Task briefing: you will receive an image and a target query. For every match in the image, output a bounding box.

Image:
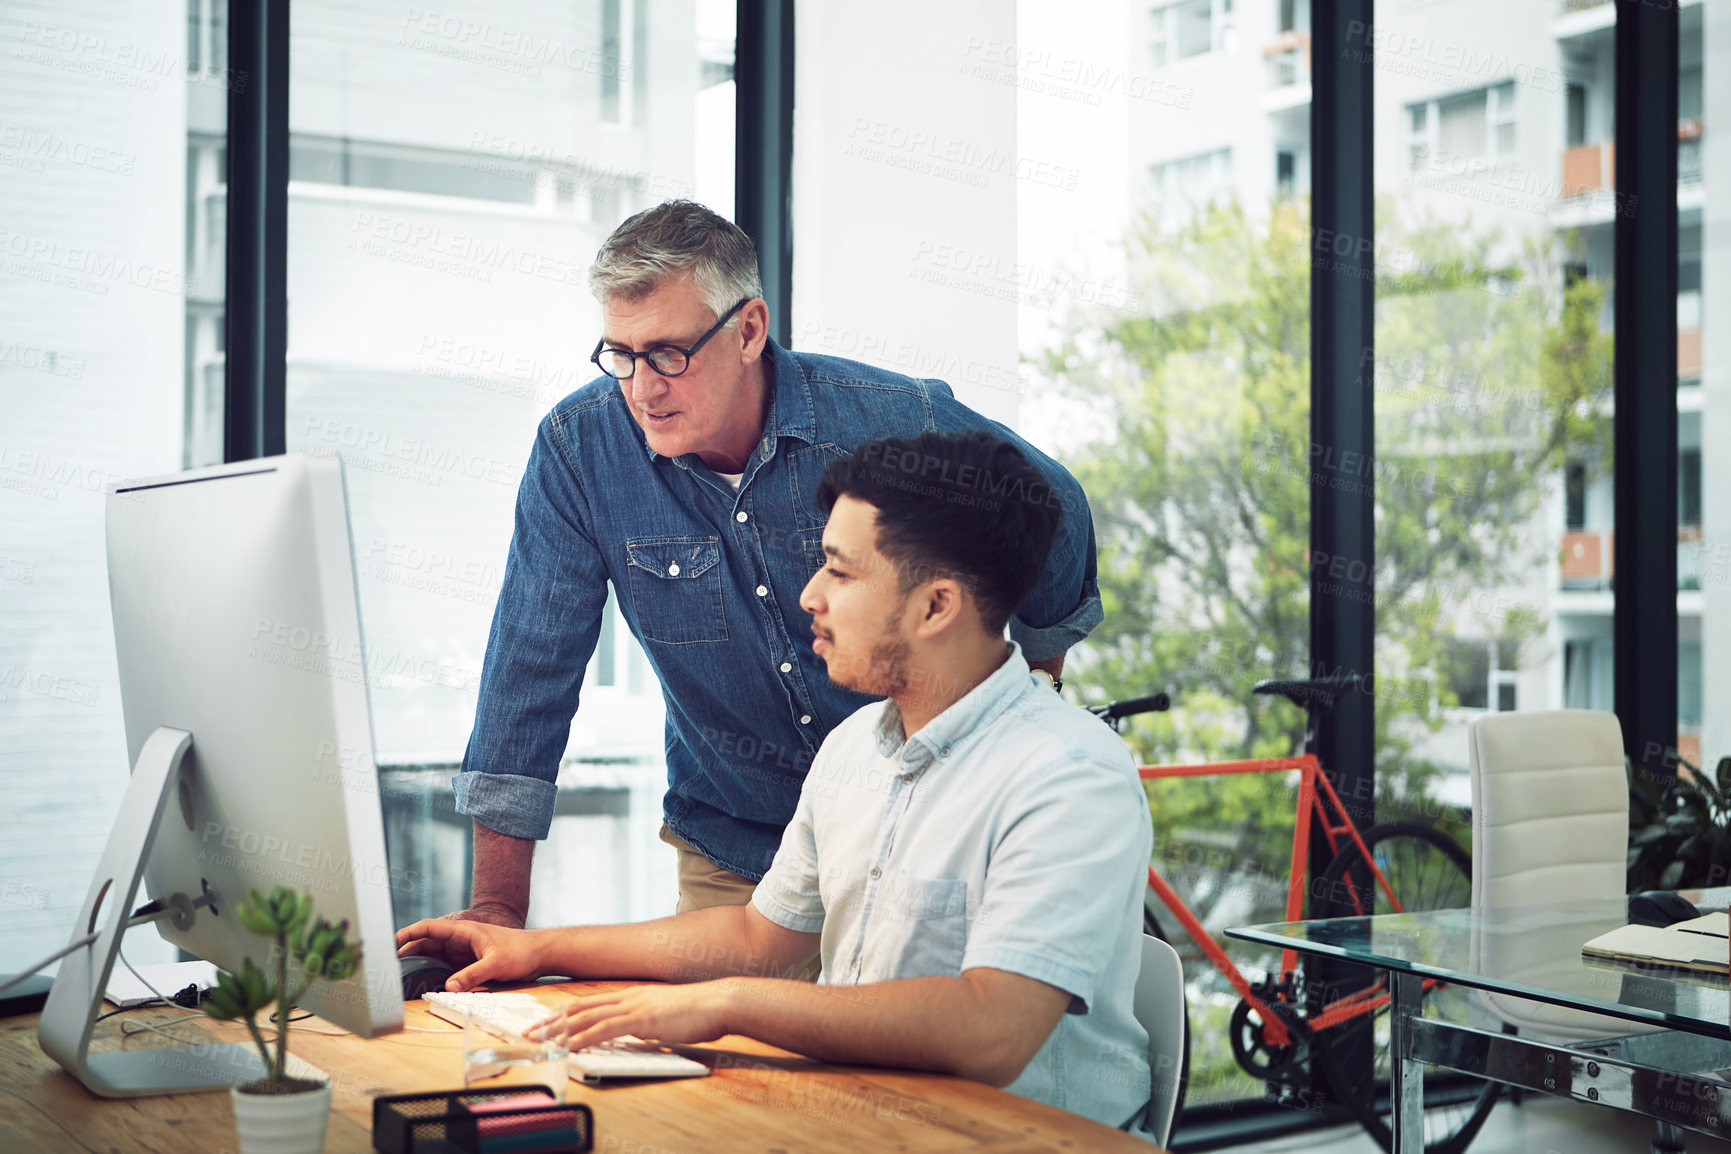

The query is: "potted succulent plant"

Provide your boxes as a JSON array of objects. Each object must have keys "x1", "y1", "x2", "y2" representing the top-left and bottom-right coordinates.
[{"x1": 203, "y1": 885, "x2": 363, "y2": 1154}]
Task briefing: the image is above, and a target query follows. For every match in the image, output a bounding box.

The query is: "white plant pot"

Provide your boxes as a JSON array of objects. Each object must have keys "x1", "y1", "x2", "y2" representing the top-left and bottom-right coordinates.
[{"x1": 229, "y1": 1081, "x2": 332, "y2": 1154}]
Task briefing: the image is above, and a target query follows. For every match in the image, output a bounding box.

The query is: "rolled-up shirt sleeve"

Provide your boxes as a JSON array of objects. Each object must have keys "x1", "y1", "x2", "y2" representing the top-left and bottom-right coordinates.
[
  {"x1": 1009, "y1": 515, "x2": 1101, "y2": 662},
  {"x1": 455, "y1": 414, "x2": 609, "y2": 841},
  {"x1": 751, "y1": 782, "x2": 826, "y2": 934},
  {"x1": 962, "y1": 751, "x2": 1151, "y2": 1013}
]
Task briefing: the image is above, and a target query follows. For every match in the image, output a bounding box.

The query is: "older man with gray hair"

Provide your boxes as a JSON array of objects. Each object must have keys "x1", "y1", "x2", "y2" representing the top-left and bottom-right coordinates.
[{"x1": 449, "y1": 200, "x2": 1102, "y2": 937}]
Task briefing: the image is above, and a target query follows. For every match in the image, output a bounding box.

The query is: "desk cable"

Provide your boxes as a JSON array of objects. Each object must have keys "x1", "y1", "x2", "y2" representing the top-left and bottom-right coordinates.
[
  {"x1": 0, "y1": 892, "x2": 217, "y2": 998},
  {"x1": 107, "y1": 947, "x2": 342, "y2": 1045},
  {"x1": 0, "y1": 933, "x2": 99, "y2": 996}
]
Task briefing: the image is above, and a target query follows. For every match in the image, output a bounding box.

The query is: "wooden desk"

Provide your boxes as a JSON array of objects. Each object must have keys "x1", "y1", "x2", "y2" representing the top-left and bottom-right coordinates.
[{"x1": 0, "y1": 982, "x2": 1160, "y2": 1153}]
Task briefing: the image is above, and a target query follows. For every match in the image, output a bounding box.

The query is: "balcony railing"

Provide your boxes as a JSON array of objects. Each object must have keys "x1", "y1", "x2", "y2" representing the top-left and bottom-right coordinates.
[
  {"x1": 1562, "y1": 527, "x2": 1706, "y2": 592},
  {"x1": 1562, "y1": 141, "x2": 1614, "y2": 197},
  {"x1": 1680, "y1": 525, "x2": 1705, "y2": 592},
  {"x1": 1680, "y1": 120, "x2": 1704, "y2": 184},
  {"x1": 1680, "y1": 328, "x2": 1702, "y2": 379},
  {"x1": 1562, "y1": 122, "x2": 1703, "y2": 200},
  {"x1": 1560, "y1": 529, "x2": 1612, "y2": 590},
  {"x1": 1263, "y1": 31, "x2": 1310, "y2": 90}
]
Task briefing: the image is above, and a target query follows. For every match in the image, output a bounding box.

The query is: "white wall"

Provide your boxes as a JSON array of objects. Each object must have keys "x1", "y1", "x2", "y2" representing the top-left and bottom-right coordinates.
[{"x1": 0, "y1": 1, "x2": 190, "y2": 969}]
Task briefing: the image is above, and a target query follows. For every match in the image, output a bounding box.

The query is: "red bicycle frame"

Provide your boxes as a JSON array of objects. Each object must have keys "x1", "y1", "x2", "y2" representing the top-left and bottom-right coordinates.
[{"x1": 1140, "y1": 753, "x2": 1404, "y2": 1047}]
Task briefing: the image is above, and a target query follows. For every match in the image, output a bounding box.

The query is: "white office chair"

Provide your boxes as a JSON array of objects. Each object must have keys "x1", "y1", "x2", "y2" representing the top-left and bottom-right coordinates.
[
  {"x1": 1468, "y1": 708, "x2": 1657, "y2": 1042},
  {"x1": 1129, "y1": 933, "x2": 1186, "y2": 1147}
]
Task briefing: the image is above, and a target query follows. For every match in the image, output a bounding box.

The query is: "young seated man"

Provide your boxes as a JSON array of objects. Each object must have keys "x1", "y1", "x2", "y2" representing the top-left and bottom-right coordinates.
[{"x1": 396, "y1": 429, "x2": 1155, "y2": 1129}]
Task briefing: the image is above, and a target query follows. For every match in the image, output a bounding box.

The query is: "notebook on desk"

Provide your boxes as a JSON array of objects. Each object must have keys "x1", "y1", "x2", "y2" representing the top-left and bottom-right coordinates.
[{"x1": 1582, "y1": 911, "x2": 1730, "y2": 974}]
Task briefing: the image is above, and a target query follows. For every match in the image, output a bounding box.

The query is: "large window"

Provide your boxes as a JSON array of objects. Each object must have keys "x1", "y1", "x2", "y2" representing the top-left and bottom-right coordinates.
[
  {"x1": 1023, "y1": 0, "x2": 1311, "y2": 1119},
  {"x1": 1370, "y1": 4, "x2": 1612, "y2": 824},
  {"x1": 1688, "y1": 2, "x2": 1720, "y2": 777},
  {"x1": 1, "y1": 0, "x2": 227, "y2": 972},
  {"x1": 284, "y1": 1, "x2": 735, "y2": 928}
]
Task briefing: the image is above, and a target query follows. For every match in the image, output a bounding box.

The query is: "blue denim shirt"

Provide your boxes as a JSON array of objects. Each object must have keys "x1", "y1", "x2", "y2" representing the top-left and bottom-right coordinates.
[{"x1": 455, "y1": 340, "x2": 1102, "y2": 880}]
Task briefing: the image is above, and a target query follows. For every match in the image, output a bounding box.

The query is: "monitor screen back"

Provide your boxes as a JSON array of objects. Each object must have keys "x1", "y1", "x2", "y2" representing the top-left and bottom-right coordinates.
[{"x1": 106, "y1": 455, "x2": 402, "y2": 1036}]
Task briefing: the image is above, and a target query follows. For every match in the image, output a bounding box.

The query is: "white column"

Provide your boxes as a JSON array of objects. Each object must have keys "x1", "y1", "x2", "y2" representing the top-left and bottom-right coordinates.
[{"x1": 790, "y1": 0, "x2": 1020, "y2": 426}]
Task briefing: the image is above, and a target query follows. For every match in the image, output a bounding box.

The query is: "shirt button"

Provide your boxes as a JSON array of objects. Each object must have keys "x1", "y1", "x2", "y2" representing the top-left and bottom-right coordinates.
[
  {"x1": 735, "y1": 511, "x2": 749, "y2": 523},
  {"x1": 799, "y1": 714, "x2": 812, "y2": 725},
  {"x1": 755, "y1": 584, "x2": 768, "y2": 597},
  {"x1": 667, "y1": 563, "x2": 680, "y2": 576},
  {"x1": 869, "y1": 867, "x2": 881, "y2": 880},
  {"x1": 940, "y1": 746, "x2": 951, "y2": 758},
  {"x1": 780, "y1": 662, "x2": 792, "y2": 673}
]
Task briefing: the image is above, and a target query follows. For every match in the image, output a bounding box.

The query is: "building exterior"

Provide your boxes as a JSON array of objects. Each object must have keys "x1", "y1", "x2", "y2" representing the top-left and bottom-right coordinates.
[{"x1": 1126, "y1": 0, "x2": 1719, "y2": 787}]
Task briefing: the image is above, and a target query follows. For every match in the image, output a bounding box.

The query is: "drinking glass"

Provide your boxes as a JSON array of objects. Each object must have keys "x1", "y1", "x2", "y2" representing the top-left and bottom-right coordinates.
[{"x1": 461, "y1": 1004, "x2": 572, "y2": 1104}]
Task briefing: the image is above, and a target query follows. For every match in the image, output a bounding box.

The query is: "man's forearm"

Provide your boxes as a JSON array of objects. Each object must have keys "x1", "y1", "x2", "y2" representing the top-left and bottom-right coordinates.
[
  {"x1": 470, "y1": 820, "x2": 535, "y2": 925},
  {"x1": 717, "y1": 974, "x2": 1039, "y2": 1087},
  {"x1": 1028, "y1": 653, "x2": 1065, "y2": 680},
  {"x1": 531, "y1": 904, "x2": 786, "y2": 982}
]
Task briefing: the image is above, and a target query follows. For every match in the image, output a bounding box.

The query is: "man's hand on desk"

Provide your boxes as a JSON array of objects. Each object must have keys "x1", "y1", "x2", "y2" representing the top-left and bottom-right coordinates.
[
  {"x1": 397, "y1": 918, "x2": 545, "y2": 990},
  {"x1": 439, "y1": 902, "x2": 527, "y2": 930}
]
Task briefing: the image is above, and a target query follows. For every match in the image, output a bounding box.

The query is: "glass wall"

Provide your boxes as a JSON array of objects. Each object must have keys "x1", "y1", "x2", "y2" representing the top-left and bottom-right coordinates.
[
  {"x1": 1018, "y1": 0, "x2": 1314, "y2": 1117},
  {"x1": 0, "y1": 0, "x2": 228, "y2": 973},
  {"x1": 285, "y1": 0, "x2": 736, "y2": 928},
  {"x1": 1363, "y1": 2, "x2": 1613, "y2": 819},
  {"x1": 1685, "y1": 3, "x2": 1725, "y2": 784},
  {"x1": 1360, "y1": 4, "x2": 1617, "y2": 1137}
]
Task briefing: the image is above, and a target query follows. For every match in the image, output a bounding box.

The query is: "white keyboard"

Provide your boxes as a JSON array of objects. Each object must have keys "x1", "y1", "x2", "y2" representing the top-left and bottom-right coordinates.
[
  {"x1": 566, "y1": 1037, "x2": 710, "y2": 1084},
  {"x1": 422, "y1": 990, "x2": 709, "y2": 1083},
  {"x1": 424, "y1": 990, "x2": 557, "y2": 1037}
]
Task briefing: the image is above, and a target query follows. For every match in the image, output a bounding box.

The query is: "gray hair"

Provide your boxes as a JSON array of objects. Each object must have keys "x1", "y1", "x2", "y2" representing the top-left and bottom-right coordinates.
[{"x1": 588, "y1": 200, "x2": 763, "y2": 326}]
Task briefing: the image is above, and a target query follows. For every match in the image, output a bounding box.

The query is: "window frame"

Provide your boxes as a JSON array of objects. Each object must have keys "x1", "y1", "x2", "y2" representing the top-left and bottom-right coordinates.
[
  {"x1": 1148, "y1": 0, "x2": 1234, "y2": 69},
  {"x1": 1405, "y1": 79, "x2": 1518, "y2": 175}
]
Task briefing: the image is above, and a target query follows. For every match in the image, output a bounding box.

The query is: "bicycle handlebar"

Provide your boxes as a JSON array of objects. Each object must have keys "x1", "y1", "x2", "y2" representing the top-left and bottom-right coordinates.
[{"x1": 1088, "y1": 692, "x2": 1171, "y2": 721}]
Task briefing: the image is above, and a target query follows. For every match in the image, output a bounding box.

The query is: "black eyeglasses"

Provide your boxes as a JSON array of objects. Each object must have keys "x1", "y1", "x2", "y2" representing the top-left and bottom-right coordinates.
[{"x1": 590, "y1": 298, "x2": 750, "y2": 380}]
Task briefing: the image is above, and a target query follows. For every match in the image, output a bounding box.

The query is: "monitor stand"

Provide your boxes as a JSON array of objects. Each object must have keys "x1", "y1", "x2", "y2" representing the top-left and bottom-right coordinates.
[{"x1": 37, "y1": 726, "x2": 269, "y2": 1097}]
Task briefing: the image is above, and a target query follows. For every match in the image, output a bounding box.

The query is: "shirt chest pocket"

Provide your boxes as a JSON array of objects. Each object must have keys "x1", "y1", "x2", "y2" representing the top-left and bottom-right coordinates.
[
  {"x1": 624, "y1": 536, "x2": 728, "y2": 646},
  {"x1": 788, "y1": 443, "x2": 850, "y2": 530},
  {"x1": 867, "y1": 875, "x2": 970, "y2": 980}
]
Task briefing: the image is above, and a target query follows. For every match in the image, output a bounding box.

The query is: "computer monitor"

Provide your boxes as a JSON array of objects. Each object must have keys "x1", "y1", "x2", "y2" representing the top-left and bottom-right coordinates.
[{"x1": 38, "y1": 454, "x2": 404, "y2": 1098}]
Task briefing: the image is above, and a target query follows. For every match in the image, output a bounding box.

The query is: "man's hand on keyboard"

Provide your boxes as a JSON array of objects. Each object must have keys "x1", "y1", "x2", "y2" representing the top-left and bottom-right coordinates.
[
  {"x1": 551, "y1": 983, "x2": 734, "y2": 1052},
  {"x1": 396, "y1": 917, "x2": 542, "y2": 991}
]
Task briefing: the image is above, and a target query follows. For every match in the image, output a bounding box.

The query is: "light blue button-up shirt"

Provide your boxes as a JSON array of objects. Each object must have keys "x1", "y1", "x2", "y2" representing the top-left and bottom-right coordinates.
[{"x1": 752, "y1": 642, "x2": 1154, "y2": 1129}]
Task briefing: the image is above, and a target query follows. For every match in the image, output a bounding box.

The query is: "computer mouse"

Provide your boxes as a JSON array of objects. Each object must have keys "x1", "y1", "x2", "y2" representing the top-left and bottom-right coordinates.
[
  {"x1": 1627, "y1": 890, "x2": 1701, "y2": 928},
  {"x1": 400, "y1": 955, "x2": 458, "y2": 1000}
]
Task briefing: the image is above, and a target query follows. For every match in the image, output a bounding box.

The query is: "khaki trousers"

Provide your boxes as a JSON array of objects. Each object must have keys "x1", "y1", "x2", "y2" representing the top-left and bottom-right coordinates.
[{"x1": 658, "y1": 824, "x2": 820, "y2": 981}]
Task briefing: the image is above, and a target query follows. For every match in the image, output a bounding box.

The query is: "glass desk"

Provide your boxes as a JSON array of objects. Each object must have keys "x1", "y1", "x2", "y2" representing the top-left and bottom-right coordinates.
[{"x1": 1229, "y1": 896, "x2": 1731, "y2": 1154}]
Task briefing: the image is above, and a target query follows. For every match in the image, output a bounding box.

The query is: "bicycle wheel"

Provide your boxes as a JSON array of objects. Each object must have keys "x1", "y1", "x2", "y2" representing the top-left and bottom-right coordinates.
[
  {"x1": 1143, "y1": 900, "x2": 1190, "y2": 1131},
  {"x1": 1311, "y1": 821, "x2": 1498, "y2": 1154}
]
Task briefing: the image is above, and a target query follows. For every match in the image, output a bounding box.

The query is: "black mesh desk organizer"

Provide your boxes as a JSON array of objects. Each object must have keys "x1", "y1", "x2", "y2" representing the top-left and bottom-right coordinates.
[{"x1": 373, "y1": 1086, "x2": 593, "y2": 1154}]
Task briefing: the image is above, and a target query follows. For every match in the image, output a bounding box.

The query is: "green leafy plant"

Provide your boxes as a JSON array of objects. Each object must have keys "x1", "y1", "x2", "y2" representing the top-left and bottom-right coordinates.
[
  {"x1": 1627, "y1": 756, "x2": 1731, "y2": 891},
  {"x1": 202, "y1": 885, "x2": 363, "y2": 1091}
]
